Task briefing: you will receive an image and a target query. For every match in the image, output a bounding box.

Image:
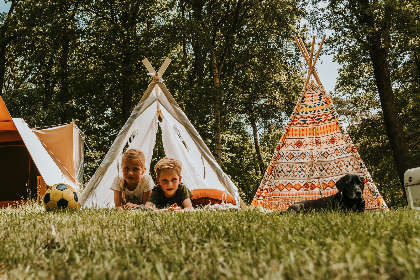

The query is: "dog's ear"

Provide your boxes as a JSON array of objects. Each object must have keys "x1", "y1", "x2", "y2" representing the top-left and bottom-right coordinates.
[{"x1": 335, "y1": 176, "x2": 345, "y2": 192}]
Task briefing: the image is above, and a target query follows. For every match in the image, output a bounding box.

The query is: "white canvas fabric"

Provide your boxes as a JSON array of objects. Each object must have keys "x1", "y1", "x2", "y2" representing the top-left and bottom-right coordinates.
[
  {"x1": 80, "y1": 74, "x2": 243, "y2": 209},
  {"x1": 73, "y1": 125, "x2": 85, "y2": 186}
]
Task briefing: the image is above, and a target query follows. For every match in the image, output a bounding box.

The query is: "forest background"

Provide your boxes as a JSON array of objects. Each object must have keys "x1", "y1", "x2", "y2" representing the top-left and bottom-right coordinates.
[{"x1": 0, "y1": 0, "x2": 419, "y2": 208}]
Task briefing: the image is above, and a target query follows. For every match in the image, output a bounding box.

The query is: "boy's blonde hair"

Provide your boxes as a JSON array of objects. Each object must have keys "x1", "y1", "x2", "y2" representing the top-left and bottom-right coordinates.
[
  {"x1": 154, "y1": 157, "x2": 182, "y2": 178},
  {"x1": 122, "y1": 149, "x2": 146, "y2": 168}
]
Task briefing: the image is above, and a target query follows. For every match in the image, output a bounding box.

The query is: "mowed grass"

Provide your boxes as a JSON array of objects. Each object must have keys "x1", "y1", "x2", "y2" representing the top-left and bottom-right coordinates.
[{"x1": 1, "y1": 204, "x2": 419, "y2": 280}]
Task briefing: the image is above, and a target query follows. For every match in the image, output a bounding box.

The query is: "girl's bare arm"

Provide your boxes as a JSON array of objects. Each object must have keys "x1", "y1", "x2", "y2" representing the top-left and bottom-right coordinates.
[{"x1": 113, "y1": 190, "x2": 124, "y2": 210}]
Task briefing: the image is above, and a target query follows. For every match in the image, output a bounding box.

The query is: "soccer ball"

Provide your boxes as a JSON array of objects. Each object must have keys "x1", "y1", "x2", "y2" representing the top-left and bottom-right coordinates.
[{"x1": 43, "y1": 183, "x2": 80, "y2": 211}]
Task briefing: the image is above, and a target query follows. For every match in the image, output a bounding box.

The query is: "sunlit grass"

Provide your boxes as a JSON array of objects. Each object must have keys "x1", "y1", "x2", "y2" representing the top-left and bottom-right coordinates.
[{"x1": 1, "y1": 203, "x2": 419, "y2": 279}]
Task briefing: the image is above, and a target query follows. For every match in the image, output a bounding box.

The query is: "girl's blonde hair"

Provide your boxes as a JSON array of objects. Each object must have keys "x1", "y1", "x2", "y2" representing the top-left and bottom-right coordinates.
[
  {"x1": 154, "y1": 157, "x2": 182, "y2": 178},
  {"x1": 122, "y1": 149, "x2": 146, "y2": 168}
]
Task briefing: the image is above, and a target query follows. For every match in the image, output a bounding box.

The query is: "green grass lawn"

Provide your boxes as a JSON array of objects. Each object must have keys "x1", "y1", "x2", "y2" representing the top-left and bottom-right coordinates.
[{"x1": 1, "y1": 204, "x2": 419, "y2": 280}]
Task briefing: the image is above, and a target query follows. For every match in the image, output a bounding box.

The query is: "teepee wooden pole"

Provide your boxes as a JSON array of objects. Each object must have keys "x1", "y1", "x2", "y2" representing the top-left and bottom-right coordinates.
[
  {"x1": 294, "y1": 35, "x2": 310, "y2": 66},
  {"x1": 155, "y1": 84, "x2": 163, "y2": 119},
  {"x1": 301, "y1": 42, "x2": 322, "y2": 85},
  {"x1": 310, "y1": 36, "x2": 315, "y2": 63},
  {"x1": 307, "y1": 37, "x2": 314, "y2": 81},
  {"x1": 311, "y1": 34, "x2": 326, "y2": 70},
  {"x1": 299, "y1": 37, "x2": 321, "y2": 84},
  {"x1": 303, "y1": 67, "x2": 314, "y2": 91},
  {"x1": 301, "y1": 45, "x2": 321, "y2": 84},
  {"x1": 302, "y1": 34, "x2": 326, "y2": 91},
  {"x1": 293, "y1": 35, "x2": 321, "y2": 85}
]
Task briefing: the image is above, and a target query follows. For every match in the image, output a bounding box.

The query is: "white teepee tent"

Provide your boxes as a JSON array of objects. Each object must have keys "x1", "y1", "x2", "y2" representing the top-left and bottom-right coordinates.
[{"x1": 80, "y1": 58, "x2": 244, "y2": 209}]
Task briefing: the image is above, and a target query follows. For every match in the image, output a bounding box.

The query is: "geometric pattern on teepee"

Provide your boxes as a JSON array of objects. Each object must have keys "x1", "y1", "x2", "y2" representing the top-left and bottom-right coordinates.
[{"x1": 251, "y1": 81, "x2": 388, "y2": 211}]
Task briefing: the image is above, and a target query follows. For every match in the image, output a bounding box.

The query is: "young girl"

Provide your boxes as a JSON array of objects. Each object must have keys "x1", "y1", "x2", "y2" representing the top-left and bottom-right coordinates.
[{"x1": 111, "y1": 149, "x2": 154, "y2": 210}]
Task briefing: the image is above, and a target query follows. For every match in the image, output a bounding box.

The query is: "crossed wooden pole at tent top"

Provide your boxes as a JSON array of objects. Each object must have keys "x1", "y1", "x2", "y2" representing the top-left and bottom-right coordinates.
[
  {"x1": 293, "y1": 34, "x2": 326, "y2": 195},
  {"x1": 141, "y1": 57, "x2": 172, "y2": 119},
  {"x1": 293, "y1": 34, "x2": 326, "y2": 90}
]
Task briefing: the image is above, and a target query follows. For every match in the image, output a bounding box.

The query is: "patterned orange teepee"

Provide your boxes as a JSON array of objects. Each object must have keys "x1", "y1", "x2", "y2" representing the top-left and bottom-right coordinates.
[{"x1": 251, "y1": 36, "x2": 388, "y2": 211}]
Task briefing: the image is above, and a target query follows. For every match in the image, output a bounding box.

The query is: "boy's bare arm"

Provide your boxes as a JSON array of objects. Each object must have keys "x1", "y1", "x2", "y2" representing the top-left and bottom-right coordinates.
[
  {"x1": 113, "y1": 190, "x2": 124, "y2": 210},
  {"x1": 143, "y1": 190, "x2": 152, "y2": 205},
  {"x1": 182, "y1": 198, "x2": 193, "y2": 210}
]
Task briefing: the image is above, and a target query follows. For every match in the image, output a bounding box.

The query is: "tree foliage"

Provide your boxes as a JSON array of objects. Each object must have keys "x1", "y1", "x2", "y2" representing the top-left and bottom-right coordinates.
[
  {"x1": 2, "y1": 0, "x2": 418, "y2": 207},
  {"x1": 309, "y1": 0, "x2": 420, "y2": 207},
  {"x1": 0, "y1": 0, "x2": 306, "y2": 204}
]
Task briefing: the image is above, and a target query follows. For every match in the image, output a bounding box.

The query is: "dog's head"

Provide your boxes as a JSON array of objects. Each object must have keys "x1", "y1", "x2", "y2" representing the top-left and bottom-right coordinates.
[{"x1": 335, "y1": 174, "x2": 364, "y2": 199}]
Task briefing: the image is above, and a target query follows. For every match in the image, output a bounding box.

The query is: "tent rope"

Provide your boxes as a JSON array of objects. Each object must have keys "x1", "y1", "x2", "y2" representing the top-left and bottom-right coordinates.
[{"x1": 201, "y1": 154, "x2": 206, "y2": 179}]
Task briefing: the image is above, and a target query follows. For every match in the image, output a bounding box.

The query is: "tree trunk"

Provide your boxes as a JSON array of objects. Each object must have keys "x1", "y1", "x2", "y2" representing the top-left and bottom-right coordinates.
[
  {"x1": 0, "y1": 42, "x2": 7, "y2": 95},
  {"x1": 196, "y1": 1, "x2": 243, "y2": 167},
  {"x1": 369, "y1": 47, "x2": 412, "y2": 199},
  {"x1": 121, "y1": 2, "x2": 136, "y2": 121},
  {"x1": 121, "y1": 44, "x2": 133, "y2": 121},
  {"x1": 0, "y1": 1, "x2": 16, "y2": 95},
  {"x1": 211, "y1": 49, "x2": 222, "y2": 166},
  {"x1": 347, "y1": 0, "x2": 414, "y2": 202},
  {"x1": 249, "y1": 109, "x2": 265, "y2": 175},
  {"x1": 44, "y1": 58, "x2": 54, "y2": 102},
  {"x1": 181, "y1": 2, "x2": 187, "y2": 57},
  {"x1": 59, "y1": 24, "x2": 70, "y2": 122}
]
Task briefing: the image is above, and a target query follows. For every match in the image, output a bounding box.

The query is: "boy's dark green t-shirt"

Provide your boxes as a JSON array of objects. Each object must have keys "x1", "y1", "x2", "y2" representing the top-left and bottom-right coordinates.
[{"x1": 148, "y1": 183, "x2": 193, "y2": 209}]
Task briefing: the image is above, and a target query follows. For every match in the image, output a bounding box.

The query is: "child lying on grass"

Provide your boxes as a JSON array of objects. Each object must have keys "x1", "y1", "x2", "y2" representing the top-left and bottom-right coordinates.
[
  {"x1": 145, "y1": 157, "x2": 193, "y2": 210},
  {"x1": 111, "y1": 149, "x2": 154, "y2": 210}
]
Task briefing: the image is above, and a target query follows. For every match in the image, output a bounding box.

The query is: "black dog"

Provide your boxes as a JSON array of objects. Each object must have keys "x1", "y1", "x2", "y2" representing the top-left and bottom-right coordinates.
[{"x1": 286, "y1": 174, "x2": 365, "y2": 212}]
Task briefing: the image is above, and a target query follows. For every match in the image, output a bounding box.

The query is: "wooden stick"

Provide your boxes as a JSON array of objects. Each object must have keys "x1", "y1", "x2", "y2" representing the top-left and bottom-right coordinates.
[
  {"x1": 310, "y1": 35, "x2": 315, "y2": 64},
  {"x1": 295, "y1": 36, "x2": 321, "y2": 85},
  {"x1": 293, "y1": 34, "x2": 303, "y2": 55},
  {"x1": 295, "y1": 37, "x2": 312, "y2": 72},
  {"x1": 293, "y1": 35, "x2": 310, "y2": 65},
  {"x1": 311, "y1": 34, "x2": 326, "y2": 69},
  {"x1": 295, "y1": 36, "x2": 315, "y2": 90},
  {"x1": 303, "y1": 66, "x2": 314, "y2": 91},
  {"x1": 306, "y1": 39, "x2": 313, "y2": 81},
  {"x1": 155, "y1": 84, "x2": 163, "y2": 118},
  {"x1": 299, "y1": 37, "x2": 322, "y2": 85},
  {"x1": 303, "y1": 35, "x2": 326, "y2": 91}
]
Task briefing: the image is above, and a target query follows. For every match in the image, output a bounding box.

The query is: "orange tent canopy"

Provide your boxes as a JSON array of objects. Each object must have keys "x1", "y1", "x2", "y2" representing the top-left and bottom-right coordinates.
[
  {"x1": 0, "y1": 96, "x2": 21, "y2": 143},
  {"x1": 34, "y1": 124, "x2": 78, "y2": 183},
  {"x1": 0, "y1": 96, "x2": 84, "y2": 191}
]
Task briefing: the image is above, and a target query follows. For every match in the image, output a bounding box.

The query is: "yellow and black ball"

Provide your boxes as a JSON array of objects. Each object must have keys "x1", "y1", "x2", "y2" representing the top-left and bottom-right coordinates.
[{"x1": 43, "y1": 183, "x2": 80, "y2": 211}]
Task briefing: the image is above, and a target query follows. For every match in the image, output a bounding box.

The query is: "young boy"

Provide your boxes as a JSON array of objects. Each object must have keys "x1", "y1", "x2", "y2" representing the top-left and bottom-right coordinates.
[
  {"x1": 145, "y1": 157, "x2": 193, "y2": 210},
  {"x1": 111, "y1": 149, "x2": 154, "y2": 210}
]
